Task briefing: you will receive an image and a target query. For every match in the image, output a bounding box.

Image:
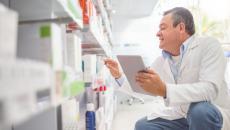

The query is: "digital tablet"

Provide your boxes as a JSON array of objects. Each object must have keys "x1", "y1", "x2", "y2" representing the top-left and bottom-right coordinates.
[{"x1": 117, "y1": 55, "x2": 153, "y2": 95}]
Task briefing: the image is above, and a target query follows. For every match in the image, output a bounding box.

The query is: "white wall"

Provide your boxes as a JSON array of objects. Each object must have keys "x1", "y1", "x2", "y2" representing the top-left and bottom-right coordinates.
[{"x1": 112, "y1": 12, "x2": 162, "y2": 65}]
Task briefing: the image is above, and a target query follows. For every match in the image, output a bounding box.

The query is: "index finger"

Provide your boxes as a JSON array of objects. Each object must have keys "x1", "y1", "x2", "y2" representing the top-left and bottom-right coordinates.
[
  {"x1": 104, "y1": 58, "x2": 117, "y2": 65},
  {"x1": 145, "y1": 68, "x2": 157, "y2": 74}
]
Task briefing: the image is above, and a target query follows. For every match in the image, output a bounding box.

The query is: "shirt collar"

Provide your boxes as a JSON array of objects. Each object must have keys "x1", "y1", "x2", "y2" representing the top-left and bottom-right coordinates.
[{"x1": 162, "y1": 35, "x2": 194, "y2": 59}]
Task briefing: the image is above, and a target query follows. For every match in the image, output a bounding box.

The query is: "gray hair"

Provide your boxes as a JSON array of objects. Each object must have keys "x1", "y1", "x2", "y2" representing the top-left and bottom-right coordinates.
[{"x1": 164, "y1": 7, "x2": 195, "y2": 35}]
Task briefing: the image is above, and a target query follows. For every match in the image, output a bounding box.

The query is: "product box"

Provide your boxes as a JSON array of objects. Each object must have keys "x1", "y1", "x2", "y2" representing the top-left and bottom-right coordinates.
[
  {"x1": 0, "y1": 3, "x2": 18, "y2": 59},
  {"x1": 61, "y1": 99, "x2": 80, "y2": 130},
  {"x1": 17, "y1": 23, "x2": 64, "y2": 70},
  {"x1": 82, "y1": 54, "x2": 97, "y2": 82},
  {"x1": 65, "y1": 33, "x2": 82, "y2": 72},
  {"x1": 0, "y1": 59, "x2": 53, "y2": 126},
  {"x1": 62, "y1": 68, "x2": 85, "y2": 98}
]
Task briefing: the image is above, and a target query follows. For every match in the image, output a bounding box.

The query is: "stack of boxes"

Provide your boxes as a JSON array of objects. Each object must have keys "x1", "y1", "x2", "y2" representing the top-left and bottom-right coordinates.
[
  {"x1": 0, "y1": 0, "x2": 115, "y2": 129},
  {"x1": 0, "y1": 3, "x2": 53, "y2": 127},
  {"x1": 0, "y1": 3, "x2": 18, "y2": 59}
]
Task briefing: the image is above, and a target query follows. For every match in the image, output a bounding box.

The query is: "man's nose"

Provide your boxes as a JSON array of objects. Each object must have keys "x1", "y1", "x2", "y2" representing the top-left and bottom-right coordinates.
[{"x1": 156, "y1": 31, "x2": 160, "y2": 37}]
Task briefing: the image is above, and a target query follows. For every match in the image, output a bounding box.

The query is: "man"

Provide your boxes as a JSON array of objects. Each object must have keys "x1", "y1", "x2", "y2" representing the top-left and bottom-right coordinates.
[{"x1": 105, "y1": 7, "x2": 230, "y2": 130}]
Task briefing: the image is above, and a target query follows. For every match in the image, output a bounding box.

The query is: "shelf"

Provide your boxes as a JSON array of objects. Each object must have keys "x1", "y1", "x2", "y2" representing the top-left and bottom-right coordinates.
[
  {"x1": 103, "y1": 0, "x2": 113, "y2": 11},
  {"x1": 1, "y1": 0, "x2": 115, "y2": 129},
  {"x1": 82, "y1": 42, "x2": 106, "y2": 55},
  {"x1": 93, "y1": 0, "x2": 113, "y2": 44},
  {"x1": 80, "y1": 0, "x2": 113, "y2": 56},
  {"x1": 10, "y1": 0, "x2": 83, "y2": 28},
  {"x1": 82, "y1": 23, "x2": 112, "y2": 56},
  {"x1": 82, "y1": 48, "x2": 105, "y2": 55},
  {"x1": 57, "y1": 0, "x2": 83, "y2": 28}
]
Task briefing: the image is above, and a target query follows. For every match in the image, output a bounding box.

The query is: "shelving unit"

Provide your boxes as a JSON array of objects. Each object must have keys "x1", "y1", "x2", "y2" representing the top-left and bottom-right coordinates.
[
  {"x1": 0, "y1": 60, "x2": 53, "y2": 127},
  {"x1": 57, "y1": 0, "x2": 83, "y2": 28},
  {"x1": 93, "y1": 0, "x2": 113, "y2": 43},
  {"x1": 10, "y1": 0, "x2": 82, "y2": 26},
  {"x1": 0, "y1": 0, "x2": 115, "y2": 130},
  {"x1": 80, "y1": 0, "x2": 113, "y2": 56},
  {"x1": 81, "y1": 24, "x2": 112, "y2": 56}
]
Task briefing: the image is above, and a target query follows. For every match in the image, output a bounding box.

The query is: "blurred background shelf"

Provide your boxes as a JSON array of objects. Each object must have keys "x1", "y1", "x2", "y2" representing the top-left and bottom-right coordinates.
[
  {"x1": 0, "y1": 0, "x2": 115, "y2": 130},
  {"x1": 0, "y1": 59, "x2": 53, "y2": 127}
]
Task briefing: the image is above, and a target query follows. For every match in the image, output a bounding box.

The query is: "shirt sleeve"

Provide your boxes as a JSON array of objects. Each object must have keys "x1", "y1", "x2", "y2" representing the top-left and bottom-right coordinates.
[
  {"x1": 164, "y1": 81, "x2": 217, "y2": 106},
  {"x1": 114, "y1": 75, "x2": 125, "y2": 87}
]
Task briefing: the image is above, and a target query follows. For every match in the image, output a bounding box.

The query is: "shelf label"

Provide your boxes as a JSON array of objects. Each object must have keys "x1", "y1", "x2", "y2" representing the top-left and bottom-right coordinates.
[
  {"x1": 70, "y1": 81, "x2": 85, "y2": 96},
  {"x1": 40, "y1": 25, "x2": 51, "y2": 38}
]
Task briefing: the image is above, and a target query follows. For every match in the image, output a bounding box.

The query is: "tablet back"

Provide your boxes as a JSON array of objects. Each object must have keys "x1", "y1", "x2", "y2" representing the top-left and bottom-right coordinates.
[{"x1": 117, "y1": 55, "x2": 152, "y2": 95}]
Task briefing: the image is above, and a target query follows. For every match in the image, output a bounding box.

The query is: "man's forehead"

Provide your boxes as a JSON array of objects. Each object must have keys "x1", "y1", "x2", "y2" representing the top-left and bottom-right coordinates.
[{"x1": 160, "y1": 14, "x2": 173, "y2": 26}]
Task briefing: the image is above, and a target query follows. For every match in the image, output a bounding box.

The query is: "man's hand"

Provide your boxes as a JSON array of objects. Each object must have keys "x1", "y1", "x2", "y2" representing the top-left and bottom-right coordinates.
[
  {"x1": 136, "y1": 69, "x2": 166, "y2": 97},
  {"x1": 104, "y1": 58, "x2": 122, "y2": 79}
]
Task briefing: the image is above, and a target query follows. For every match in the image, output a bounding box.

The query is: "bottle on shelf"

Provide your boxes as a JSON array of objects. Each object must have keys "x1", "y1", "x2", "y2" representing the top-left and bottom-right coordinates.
[
  {"x1": 99, "y1": 85, "x2": 105, "y2": 108},
  {"x1": 86, "y1": 103, "x2": 96, "y2": 130}
]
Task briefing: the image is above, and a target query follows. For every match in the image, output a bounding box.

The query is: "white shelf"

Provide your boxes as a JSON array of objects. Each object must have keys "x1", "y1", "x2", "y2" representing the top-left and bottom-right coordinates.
[
  {"x1": 10, "y1": 0, "x2": 83, "y2": 28},
  {"x1": 82, "y1": 25, "x2": 112, "y2": 56},
  {"x1": 10, "y1": 0, "x2": 60, "y2": 21},
  {"x1": 103, "y1": 0, "x2": 113, "y2": 11},
  {"x1": 1, "y1": 0, "x2": 115, "y2": 129},
  {"x1": 94, "y1": 0, "x2": 113, "y2": 44},
  {"x1": 79, "y1": 0, "x2": 113, "y2": 57},
  {"x1": 57, "y1": 0, "x2": 83, "y2": 28}
]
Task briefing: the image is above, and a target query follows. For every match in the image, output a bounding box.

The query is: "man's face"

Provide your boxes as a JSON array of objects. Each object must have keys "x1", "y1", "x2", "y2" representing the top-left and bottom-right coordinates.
[{"x1": 156, "y1": 14, "x2": 180, "y2": 53}]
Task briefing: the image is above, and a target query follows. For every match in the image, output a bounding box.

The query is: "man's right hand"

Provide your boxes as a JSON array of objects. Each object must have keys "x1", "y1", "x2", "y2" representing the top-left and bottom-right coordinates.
[{"x1": 104, "y1": 58, "x2": 122, "y2": 79}]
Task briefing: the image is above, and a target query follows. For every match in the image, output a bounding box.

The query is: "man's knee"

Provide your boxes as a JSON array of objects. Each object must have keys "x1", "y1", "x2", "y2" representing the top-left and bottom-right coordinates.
[
  {"x1": 135, "y1": 117, "x2": 160, "y2": 130},
  {"x1": 135, "y1": 117, "x2": 147, "y2": 130},
  {"x1": 188, "y1": 102, "x2": 209, "y2": 121},
  {"x1": 187, "y1": 102, "x2": 221, "y2": 124}
]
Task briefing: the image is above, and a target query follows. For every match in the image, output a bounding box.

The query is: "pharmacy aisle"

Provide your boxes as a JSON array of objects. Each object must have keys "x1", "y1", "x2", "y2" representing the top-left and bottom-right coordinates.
[
  {"x1": 112, "y1": 93, "x2": 164, "y2": 130},
  {"x1": 2, "y1": 0, "x2": 230, "y2": 130}
]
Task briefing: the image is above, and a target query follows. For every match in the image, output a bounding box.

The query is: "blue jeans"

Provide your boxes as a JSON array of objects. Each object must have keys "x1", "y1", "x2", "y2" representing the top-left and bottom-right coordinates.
[{"x1": 135, "y1": 102, "x2": 223, "y2": 130}]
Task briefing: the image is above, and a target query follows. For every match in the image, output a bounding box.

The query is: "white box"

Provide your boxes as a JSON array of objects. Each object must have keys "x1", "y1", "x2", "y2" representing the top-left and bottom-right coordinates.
[
  {"x1": 0, "y1": 59, "x2": 53, "y2": 97},
  {"x1": 82, "y1": 54, "x2": 97, "y2": 82},
  {"x1": 0, "y1": 3, "x2": 18, "y2": 59},
  {"x1": 61, "y1": 99, "x2": 80, "y2": 130},
  {"x1": 66, "y1": 33, "x2": 82, "y2": 72},
  {"x1": 17, "y1": 23, "x2": 64, "y2": 70},
  {"x1": 0, "y1": 59, "x2": 53, "y2": 126}
]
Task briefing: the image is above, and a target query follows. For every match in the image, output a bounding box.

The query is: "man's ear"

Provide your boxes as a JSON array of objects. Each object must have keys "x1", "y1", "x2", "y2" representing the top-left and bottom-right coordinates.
[{"x1": 178, "y1": 22, "x2": 186, "y2": 33}]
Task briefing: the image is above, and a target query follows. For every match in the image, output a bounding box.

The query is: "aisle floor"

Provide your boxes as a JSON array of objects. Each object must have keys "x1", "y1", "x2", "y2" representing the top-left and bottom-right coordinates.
[{"x1": 112, "y1": 98, "x2": 163, "y2": 130}]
